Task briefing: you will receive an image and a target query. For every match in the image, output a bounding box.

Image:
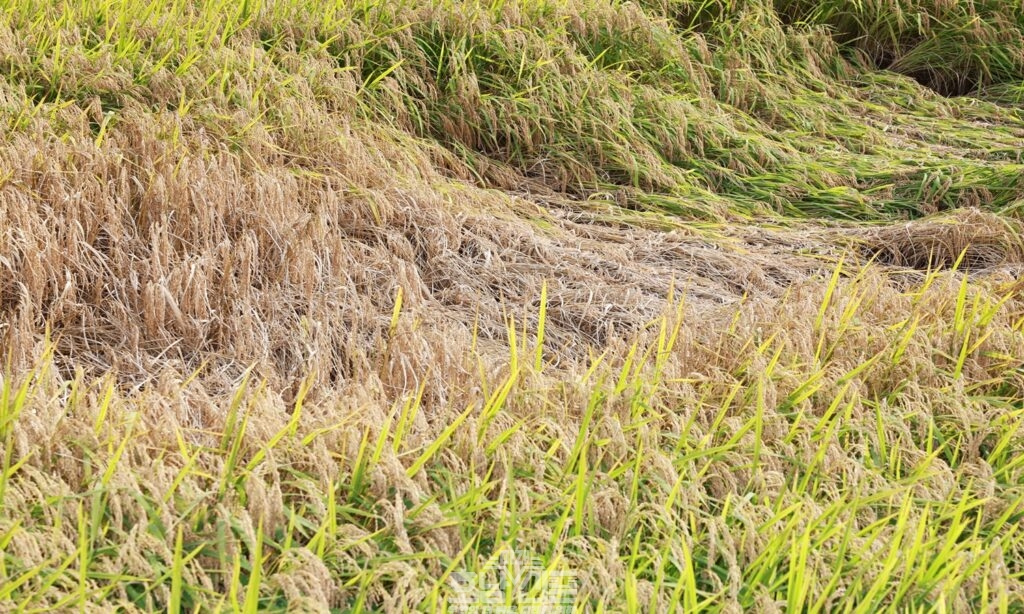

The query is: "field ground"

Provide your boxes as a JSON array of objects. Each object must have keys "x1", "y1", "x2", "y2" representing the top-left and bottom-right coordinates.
[{"x1": 1, "y1": 0, "x2": 1024, "y2": 611}]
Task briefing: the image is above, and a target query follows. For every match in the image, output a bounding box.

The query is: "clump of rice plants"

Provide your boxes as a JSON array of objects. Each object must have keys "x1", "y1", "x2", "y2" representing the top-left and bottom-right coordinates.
[{"x1": 0, "y1": 0, "x2": 1023, "y2": 611}]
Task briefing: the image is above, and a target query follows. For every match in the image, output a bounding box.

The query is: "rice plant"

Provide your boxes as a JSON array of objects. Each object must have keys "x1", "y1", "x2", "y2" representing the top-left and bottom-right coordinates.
[{"x1": 0, "y1": 0, "x2": 1023, "y2": 611}]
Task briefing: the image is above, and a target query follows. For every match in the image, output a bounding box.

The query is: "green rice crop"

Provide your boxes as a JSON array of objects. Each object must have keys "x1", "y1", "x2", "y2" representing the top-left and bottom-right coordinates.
[{"x1": 0, "y1": 0, "x2": 1023, "y2": 611}]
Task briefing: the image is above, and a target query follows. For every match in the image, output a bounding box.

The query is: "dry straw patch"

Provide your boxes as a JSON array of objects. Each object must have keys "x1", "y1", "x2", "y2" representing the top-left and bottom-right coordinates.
[{"x1": 859, "y1": 208, "x2": 1024, "y2": 271}]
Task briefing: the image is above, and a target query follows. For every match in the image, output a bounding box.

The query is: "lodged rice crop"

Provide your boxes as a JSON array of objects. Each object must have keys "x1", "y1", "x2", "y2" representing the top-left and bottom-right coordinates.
[{"x1": 1, "y1": 0, "x2": 1023, "y2": 611}]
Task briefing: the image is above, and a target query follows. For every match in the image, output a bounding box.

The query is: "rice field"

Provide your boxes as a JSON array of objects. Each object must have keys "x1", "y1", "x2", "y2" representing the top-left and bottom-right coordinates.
[{"x1": 1, "y1": 0, "x2": 1023, "y2": 611}]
